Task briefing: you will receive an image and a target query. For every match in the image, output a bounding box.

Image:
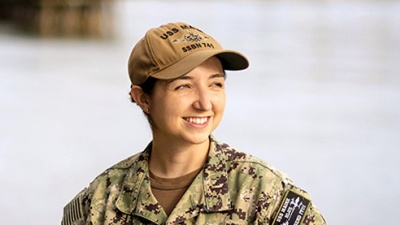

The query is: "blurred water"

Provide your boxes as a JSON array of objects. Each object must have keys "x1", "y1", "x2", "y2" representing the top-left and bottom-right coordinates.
[{"x1": 1, "y1": 0, "x2": 399, "y2": 224}]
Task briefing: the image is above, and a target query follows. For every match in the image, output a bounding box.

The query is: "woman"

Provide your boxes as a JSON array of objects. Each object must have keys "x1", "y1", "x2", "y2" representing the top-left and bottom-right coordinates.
[{"x1": 62, "y1": 22, "x2": 327, "y2": 225}]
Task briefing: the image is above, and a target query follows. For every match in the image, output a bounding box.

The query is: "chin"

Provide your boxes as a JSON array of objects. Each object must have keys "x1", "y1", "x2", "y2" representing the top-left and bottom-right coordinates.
[{"x1": 183, "y1": 133, "x2": 211, "y2": 145}]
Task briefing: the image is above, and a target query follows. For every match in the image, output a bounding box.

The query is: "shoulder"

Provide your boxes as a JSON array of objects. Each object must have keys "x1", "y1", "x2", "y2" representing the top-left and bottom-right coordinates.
[
  {"x1": 62, "y1": 149, "x2": 148, "y2": 225},
  {"x1": 87, "y1": 149, "x2": 150, "y2": 195},
  {"x1": 109, "y1": 150, "x2": 144, "y2": 170},
  {"x1": 211, "y1": 137, "x2": 327, "y2": 224},
  {"x1": 212, "y1": 137, "x2": 293, "y2": 185},
  {"x1": 86, "y1": 151, "x2": 144, "y2": 188},
  {"x1": 212, "y1": 138, "x2": 327, "y2": 224}
]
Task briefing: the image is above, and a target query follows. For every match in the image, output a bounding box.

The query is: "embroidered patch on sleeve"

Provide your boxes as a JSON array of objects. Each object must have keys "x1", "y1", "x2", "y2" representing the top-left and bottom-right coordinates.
[
  {"x1": 272, "y1": 190, "x2": 311, "y2": 225},
  {"x1": 62, "y1": 191, "x2": 85, "y2": 225}
]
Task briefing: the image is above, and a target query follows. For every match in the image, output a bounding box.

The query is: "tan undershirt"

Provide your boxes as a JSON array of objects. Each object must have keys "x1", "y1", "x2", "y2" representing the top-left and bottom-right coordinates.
[{"x1": 150, "y1": 167, "x2": 202, "y2": 216}]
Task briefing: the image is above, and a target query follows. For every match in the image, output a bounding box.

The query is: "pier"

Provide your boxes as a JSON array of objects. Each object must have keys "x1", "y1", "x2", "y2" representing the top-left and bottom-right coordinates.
[{"x1": 0, "y1": 0, "x2": 113, "y2": 38}]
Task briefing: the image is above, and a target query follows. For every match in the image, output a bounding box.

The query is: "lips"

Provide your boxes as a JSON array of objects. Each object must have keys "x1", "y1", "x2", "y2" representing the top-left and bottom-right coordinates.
[{"x1": 183, "y1": 117, "x2": 209, "y2": 125}]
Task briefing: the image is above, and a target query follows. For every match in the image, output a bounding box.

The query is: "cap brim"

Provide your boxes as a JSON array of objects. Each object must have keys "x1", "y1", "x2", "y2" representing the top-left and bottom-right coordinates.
[{"x1": 150, "y1": 49, "x2": 249, "y2": 80}]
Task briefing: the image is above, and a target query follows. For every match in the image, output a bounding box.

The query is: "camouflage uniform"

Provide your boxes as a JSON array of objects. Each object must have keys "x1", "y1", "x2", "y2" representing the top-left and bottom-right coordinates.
[{"x1": 62, "y1": 136, "x2": 327, "y2": 225}]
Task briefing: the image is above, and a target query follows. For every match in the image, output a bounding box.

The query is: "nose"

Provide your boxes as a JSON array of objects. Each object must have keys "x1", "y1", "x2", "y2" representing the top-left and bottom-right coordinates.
[{"x1": 193, "y1": 87, "x2": 212, "y2": 111}]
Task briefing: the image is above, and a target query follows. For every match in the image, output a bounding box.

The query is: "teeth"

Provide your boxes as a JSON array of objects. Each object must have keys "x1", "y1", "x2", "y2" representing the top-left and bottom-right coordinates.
[{"x1": 186, "y1": 117, "x2": 208, "y2": 125}]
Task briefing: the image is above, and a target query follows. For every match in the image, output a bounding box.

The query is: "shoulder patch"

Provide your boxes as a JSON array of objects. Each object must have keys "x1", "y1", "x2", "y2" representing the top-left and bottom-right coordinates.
[
  {"x1": 272, "y1": 190, "x2": 311, "y2": 225},
  {"x1": 62, "y1": 190, "x2": 85, "y2": 225}
]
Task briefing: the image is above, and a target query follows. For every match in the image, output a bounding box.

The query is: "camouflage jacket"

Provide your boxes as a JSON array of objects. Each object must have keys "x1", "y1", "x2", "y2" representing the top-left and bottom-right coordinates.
[{"x1": 62, "y1": 136, "x2": 327, "y2": 225}]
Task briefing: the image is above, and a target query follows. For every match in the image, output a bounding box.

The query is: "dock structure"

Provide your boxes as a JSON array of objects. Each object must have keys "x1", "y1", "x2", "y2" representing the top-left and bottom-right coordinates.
[{"x1": 0, "y1": 0, "x2": 114, "y2": 38}]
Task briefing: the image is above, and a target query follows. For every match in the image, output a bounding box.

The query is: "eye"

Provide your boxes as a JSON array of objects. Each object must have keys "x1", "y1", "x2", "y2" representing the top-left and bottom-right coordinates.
[
  {"x1": 174, "y1": 84, "x2": 191, "y2": 90},
  {"x1": 211, "y1": 82, "x2": 224, "y2": 88}
]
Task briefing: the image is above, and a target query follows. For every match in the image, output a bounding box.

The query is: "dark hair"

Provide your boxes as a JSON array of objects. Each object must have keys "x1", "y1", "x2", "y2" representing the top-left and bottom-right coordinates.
[
  {"x1": 129, "y1": 77, "x2": 159, "y2": 128},
  {"x1": 129, "y1": 77, "x2": 158, "y2": 103}
]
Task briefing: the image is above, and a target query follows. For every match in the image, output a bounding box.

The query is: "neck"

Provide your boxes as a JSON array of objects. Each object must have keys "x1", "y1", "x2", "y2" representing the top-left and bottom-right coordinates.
[{"x1": 149, "y1": 137, "x2": 210, "y2": 178}]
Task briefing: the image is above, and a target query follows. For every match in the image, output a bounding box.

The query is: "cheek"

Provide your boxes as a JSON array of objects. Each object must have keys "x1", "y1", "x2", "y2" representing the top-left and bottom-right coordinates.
[
  {"x1": 152, "y1": 98, "x2": 182, "y2": 121},
  {"x1": 215, "y1": 93, "x2": 226, "y2": 111}
]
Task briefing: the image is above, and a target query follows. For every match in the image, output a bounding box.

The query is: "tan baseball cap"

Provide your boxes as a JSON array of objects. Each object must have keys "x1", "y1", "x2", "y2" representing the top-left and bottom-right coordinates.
[{"x1": 128, "y1": 22, "x2": 249, "y2": 85}]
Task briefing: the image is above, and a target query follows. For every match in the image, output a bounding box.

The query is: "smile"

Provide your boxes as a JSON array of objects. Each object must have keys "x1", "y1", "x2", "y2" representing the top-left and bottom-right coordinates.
[{"x1": 184, "y1": 117, "x2": 209, "y2": 125}]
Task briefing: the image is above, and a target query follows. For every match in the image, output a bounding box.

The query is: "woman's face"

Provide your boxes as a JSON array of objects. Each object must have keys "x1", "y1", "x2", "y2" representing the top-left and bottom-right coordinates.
[{"x1": 148, "y1": 56, "x2": 226, "y2": 146}]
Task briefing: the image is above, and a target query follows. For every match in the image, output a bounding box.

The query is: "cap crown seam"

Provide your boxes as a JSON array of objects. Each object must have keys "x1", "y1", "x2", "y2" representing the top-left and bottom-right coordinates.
[{"x1": 146, "y1": 30, "x2": 161, "y2": 76}]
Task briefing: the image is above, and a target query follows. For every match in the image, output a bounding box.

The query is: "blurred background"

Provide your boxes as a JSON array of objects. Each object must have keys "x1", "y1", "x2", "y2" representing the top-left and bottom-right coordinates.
[{"x1": 1, "y1": 0, "x2": 399, "y2": 224}]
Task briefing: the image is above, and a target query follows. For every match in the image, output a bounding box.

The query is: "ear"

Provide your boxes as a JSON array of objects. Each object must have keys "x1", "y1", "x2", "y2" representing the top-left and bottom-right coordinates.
[{"x1": 130, "y1": 85, "x2": 151, "y2": 113}]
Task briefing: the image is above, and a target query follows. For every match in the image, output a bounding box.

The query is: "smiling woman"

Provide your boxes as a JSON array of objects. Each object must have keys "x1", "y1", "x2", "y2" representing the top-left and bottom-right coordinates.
[
  {"x1": 61, "y1": 22, "x2": 327, "y2": 225},
  {"x1": 131, "y1": 57, "x2": 227, "y2": 161}
]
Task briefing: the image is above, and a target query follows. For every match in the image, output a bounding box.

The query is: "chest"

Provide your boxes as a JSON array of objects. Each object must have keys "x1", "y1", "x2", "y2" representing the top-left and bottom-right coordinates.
[{"x1": 86, "y1": 209, "x2": 263, "y2": 225}]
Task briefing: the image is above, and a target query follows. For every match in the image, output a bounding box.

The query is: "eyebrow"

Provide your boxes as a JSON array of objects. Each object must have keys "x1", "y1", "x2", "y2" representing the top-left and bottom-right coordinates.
[{"x1": 210, "y1": 73, "x2": 226, "y2": 79}]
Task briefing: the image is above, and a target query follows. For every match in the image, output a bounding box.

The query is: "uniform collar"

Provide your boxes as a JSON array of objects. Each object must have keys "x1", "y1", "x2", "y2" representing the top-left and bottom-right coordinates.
[{"x1": 115, "y1": 136, "x2": 232, "y2": 224}]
